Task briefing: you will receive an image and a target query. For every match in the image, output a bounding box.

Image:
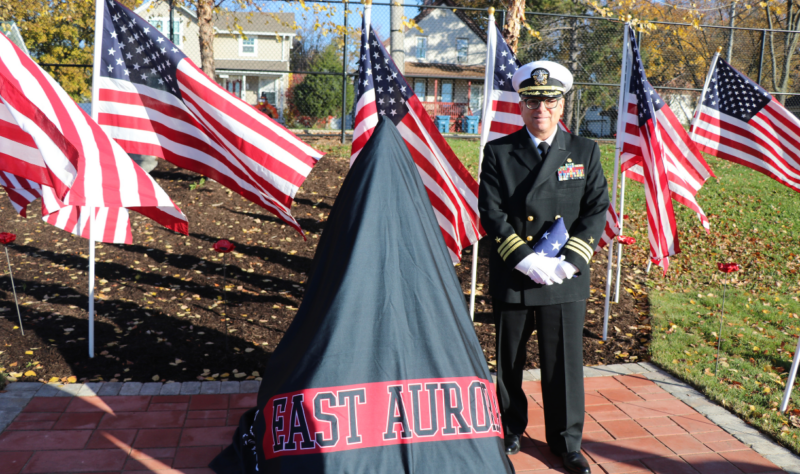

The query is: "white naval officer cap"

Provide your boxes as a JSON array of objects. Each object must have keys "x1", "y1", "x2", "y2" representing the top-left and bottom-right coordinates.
[{"x1": 512, "y1": 60, "x2": 573, "y2": 98}]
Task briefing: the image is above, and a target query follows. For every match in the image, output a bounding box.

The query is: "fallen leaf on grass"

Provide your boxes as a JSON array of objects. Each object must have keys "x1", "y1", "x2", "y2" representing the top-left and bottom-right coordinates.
[
  {"x1": 23, "y1": 371, "x2": 36, "y2": 377},
  {"x1": 67, "y1": 376, "x2": 77, "y2": 383}
]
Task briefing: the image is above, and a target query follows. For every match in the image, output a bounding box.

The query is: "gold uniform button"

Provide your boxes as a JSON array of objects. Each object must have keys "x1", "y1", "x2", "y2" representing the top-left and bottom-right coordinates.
[
  {"x1": 555, "y1": 215, "x2": 561, "y2": 220},
  {"x1": 527, "y1": 216, "x2": 534, "y2": 222},
  {"x1": 526, "y1": 236, "x2": 533, "y2": 242}
]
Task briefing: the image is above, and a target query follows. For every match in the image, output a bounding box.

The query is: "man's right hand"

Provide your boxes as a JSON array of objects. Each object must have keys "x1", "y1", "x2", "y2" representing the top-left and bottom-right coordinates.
[{"x1": 515, "y1": 254, "x2": 563, "y2": 285}]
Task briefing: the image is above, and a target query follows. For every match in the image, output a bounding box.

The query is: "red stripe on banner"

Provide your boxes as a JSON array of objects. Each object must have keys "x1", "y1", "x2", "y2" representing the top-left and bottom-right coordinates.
[{"x1": 263, "y1": 377, "x2": 502, "y2": 459}]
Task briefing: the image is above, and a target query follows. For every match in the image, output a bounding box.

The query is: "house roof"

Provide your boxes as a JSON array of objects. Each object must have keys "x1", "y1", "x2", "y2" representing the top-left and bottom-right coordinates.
[
  {"x1": 213, "y1": 12, "x2": 296, "y2": 36},
  {"x1": 215, "y1": 59, "x2": 289, "y2": 73},
  {"x1": 403, "y1": 61, "x2": 484, "y2": 79},
  {"x1": 412, "y1": 0, "x2": 487, "y2": 43},
  {"x1": 0, "y1": 21, "x2": 29, "y2": 56}
]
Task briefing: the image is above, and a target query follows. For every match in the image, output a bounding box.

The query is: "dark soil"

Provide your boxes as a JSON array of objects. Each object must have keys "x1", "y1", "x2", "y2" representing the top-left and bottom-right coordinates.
[{"x1": 0, "y1": 139, "x2": 650, "y2": 384}]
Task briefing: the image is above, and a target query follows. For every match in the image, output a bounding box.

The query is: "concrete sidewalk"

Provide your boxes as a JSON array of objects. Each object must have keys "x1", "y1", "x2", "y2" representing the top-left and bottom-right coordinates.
[{"x1": 0, "y1": 363, "x2": 798, "y2": 473}]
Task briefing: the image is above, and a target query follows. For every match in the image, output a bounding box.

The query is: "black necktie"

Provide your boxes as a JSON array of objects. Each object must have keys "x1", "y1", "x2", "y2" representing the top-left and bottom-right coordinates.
[{"x1": 538, "y1": 142, "x2": 550, "y2": 159}]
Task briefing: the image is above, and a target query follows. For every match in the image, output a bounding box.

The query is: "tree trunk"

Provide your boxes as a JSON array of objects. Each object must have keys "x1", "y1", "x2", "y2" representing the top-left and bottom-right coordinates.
[
  {"x1": 196, "y1": 0, "x2": 215, "y2": 78},
  {"x1": 564, "y1": 18, "x2": 580, "y2": 130},
  {"x1": 503, "y1": 0, "x2": 525, "y2": 54}
]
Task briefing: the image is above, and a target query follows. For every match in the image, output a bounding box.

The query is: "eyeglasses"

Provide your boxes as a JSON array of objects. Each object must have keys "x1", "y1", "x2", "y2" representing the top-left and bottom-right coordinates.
[{"x1": 523, "y1": 98, "x2": 561, "y2": 110}]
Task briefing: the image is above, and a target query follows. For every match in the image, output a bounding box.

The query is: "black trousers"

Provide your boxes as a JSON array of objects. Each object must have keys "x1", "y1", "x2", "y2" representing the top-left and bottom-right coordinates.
[{"x1": 495, "y1": 300, "x2": 586, "y2": 455}]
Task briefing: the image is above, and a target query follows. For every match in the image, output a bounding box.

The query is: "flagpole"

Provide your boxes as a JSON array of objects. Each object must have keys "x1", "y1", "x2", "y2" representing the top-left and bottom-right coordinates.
[
  {"x1": 87, "y1": 0, "x2": 106, "y2": 359},
  {"x1": 469, "y1": 6, "x2": 497, "y2": 321},
  {"x1": 613, "y1": 173, "x2": 626, "y2": 303},
  {"x1": 603, "y1": 23, "x2": 630, "y2": 341}
]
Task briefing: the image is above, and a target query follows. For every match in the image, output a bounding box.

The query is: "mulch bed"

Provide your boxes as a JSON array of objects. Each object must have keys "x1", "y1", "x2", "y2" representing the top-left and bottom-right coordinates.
[{"x1": 0, "y1": 139, "x2": 650, "y2": 385}]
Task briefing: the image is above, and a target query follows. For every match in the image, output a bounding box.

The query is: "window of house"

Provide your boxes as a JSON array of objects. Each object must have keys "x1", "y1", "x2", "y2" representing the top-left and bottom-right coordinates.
[
  {"x1": 152, "y1": 19, "x2": 181, "y2": 46},
  {"x1": 414, "y1": 80, "x2": 426, "y2": 99},
  {"x1": 469, "y1": 84, "x2": 483, "y2": 113},
  {"x1": 439, "y1": 82, "x2": 453, "y2": 103},
  {"x1": 240, "y1": 37, "x2": 257, "y2": 56},
  {"x1": 416, "y1": 37, "x2": 427, "y2": 60},
  {"x1": 457, "y1": 39, "x2": 468, "y2": 64}
]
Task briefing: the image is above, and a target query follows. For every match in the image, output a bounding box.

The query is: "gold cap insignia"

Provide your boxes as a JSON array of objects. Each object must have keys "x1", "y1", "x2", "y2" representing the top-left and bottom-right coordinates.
[{"x1": 532, "y1": 68, "x2": 549, "y2": 86}]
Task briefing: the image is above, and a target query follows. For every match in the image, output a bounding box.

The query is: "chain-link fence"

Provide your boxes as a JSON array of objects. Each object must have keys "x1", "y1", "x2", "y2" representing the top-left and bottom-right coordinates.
[{"x1": 18, "y1": 0, "x2": 800, "y2": 139}]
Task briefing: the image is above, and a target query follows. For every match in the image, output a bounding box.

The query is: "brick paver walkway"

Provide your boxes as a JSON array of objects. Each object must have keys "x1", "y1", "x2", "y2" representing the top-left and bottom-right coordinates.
[
  {"x1": 0, "y1": 373, "x2": 791, "y2": 473},
  {"x1": 511, "y1": 374, "x2": 785, "y2": 473}
]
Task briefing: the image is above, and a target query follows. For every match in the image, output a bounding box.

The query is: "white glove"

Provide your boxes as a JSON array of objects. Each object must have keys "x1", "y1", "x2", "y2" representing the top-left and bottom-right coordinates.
[
  {"x1": 554, "y1": 261, "x2": 579, "y2": 281},
  {"x1": 515, "y1": 254, "x2": 563, "y2": 285}
]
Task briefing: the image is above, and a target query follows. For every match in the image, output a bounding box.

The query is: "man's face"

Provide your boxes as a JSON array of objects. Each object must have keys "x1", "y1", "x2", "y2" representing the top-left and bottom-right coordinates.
[{"x1": 519, "y1": 96, "x2": 564, "y2": 138}]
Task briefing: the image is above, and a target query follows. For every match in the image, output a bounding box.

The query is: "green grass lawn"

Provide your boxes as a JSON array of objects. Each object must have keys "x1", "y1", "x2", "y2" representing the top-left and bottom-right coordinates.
[
  {"x1": 317, "y1": 135, "x2": 800, "y2": 451},
  {"x1": 596, "y1": 142, "x2": 800, "y2": 452}
]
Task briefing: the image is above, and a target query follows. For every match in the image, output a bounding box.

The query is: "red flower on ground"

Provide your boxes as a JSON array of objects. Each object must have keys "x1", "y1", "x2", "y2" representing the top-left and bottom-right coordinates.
[
  {"x1": 717, "y1": 262, "x2": 740, "y2": 273},
  {"x1": 0, "y1": 233, "x2": 16, "y2": 245},
  {"x1": 617, "y1": 235, "x2": 636, "y2": 245},
  {"x1": 214, "y1": 239, "x2": 235, "y2": 253}
]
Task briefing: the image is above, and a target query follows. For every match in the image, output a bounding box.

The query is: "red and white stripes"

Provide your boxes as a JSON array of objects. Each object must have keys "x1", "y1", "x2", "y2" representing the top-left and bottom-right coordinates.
[{"x1": 0, "y1": 30, "x2": 188, "y2": 243}]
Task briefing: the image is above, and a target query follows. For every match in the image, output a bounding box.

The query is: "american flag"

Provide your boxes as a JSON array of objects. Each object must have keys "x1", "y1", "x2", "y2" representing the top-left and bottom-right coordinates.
[
  {"x1": 595, "y1": 204, "x2": 621, "y2": 253},
  {"x1": 618, "y1": 29, "x2": 712, "y2": 232},
  {"x1": 0, "y1": 29, "x2": 188, "y2": 243},
  {"x1": 0, "y1": 171, "x2": 41, "y2": 217},
  {"x1": 0, "y1": 34, "x2": 80, "y2": 199},
  {"x1": 94, "y1": 0, "x2": 322, "y2": 236},
  {"x1": 479, "y1": 23, "x2": 568, "y2": 144},
  {"x1": 616, "y1": 25, "x2": 712, "y2": 271},
  {"x1": 691, "y1": 56, "x2": 800, "y2": 194},
  {"x1": 350, "y1": 9, "x2": 483, "y2": 262}
]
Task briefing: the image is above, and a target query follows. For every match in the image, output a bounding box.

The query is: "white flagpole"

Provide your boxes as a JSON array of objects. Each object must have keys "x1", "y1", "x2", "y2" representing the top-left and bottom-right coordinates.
[
  {"x1": 469, "y1": 7, "x2": 497, "y2": 321},
  {"x1": 613, "y1": 173, "x2": 626, "y2": 303},
  {"x1": 87, "y1": 0, "x2": 106, "y2": 358},
  {"x1": 603, "y1": 23, "x2": 630, "y2": 341}
]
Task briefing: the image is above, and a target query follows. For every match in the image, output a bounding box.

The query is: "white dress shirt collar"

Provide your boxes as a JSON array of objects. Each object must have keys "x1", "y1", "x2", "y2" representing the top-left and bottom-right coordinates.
[{"x1": 526, "y1": 126, "x2": 558, "y2": 149}]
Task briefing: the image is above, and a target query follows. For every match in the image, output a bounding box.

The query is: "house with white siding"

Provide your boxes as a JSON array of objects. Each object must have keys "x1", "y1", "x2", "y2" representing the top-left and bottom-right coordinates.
[
  {"x1": 135, "y1": 1, "x2": 295, "y2": 118},
  {"x1": 386, "y1": 0, "x2": 487, "y2": 129}
]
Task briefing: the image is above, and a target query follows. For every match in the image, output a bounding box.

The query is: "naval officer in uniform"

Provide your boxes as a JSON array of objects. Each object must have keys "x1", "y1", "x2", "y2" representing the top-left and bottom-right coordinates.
[{"x1": 478, "y1": 61, "x2": 609, "y2": 474}]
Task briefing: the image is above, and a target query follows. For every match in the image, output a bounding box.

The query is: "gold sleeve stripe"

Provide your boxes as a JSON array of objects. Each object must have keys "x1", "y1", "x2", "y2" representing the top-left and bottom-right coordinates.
[
  {"x1": 501, "y1": 241, "x2": 527, "y2": 261},
  {"x1": 565, "y1": 240, "x2": 592, "y2": 259},
  {"x1": 498, "y1": 234, "x2": 523, "y2": 255},
  {"x1": 564, "y1": 243, "x2": 591, "y2": 264},
  {"x1": 568, "y1": 236, "x2": 594, "y2": 255}
]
